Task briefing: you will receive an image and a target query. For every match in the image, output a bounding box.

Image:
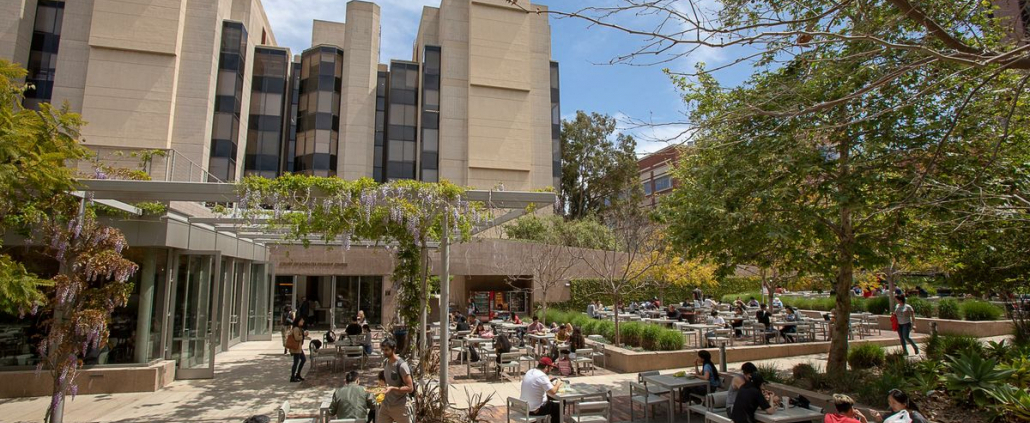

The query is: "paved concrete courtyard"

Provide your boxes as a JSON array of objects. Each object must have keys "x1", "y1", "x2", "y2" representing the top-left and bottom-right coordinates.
[{"x1": 0, "y1": 335, "x2": 993, "y2": 423}]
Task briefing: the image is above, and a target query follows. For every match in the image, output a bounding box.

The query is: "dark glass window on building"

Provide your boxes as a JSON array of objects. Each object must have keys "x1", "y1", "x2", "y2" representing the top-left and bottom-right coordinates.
[
  {"x1": 373, "y1": 71, "x2": 389, "y2": 182},
  {"x1": 282, "y1": 61, "x2": 301, "y2": 174},
  {"x1": 420, "y1": 46, "x2": 441, "y2": 182},
  {"x1": 208, "y1": 21, "x2": 247, "y2": 182},
  {"x1": 295, "y1": 46, "x2": 342, "y2": 177},
  {"x1": 23, "y1": 0, "x2": 65, "y2": 110},
  {"x1": 549, "y1": 62, "x2": 562, "y2": 187},
  {"x1": 385, "y1": 61, "x2": 419, "y2": 181},
  {"x1": 245, "y1": 47, "x2": 289, "y2": 179}
]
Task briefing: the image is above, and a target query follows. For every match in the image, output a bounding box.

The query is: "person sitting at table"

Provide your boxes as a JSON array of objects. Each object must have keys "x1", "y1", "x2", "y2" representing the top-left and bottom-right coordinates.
[
  {"x1": 729, "y1": 368, "x2": 778, "y2": 423},
  {"x1": 629, "y1": 301, "x2": 639, "y2": 313},
  {"x1": 555, "y1": 324, "x2": 569, "y2": 343},
  {"x1": 475, "y1": 321, "x2": 495, "y2": 339},
  {"x1": 328, "y1": 370, "x2": 374, "y2": 422},
  {"x1": 494, "y1": 332, "x2": 512, "y2": 367},
  {"x1": 734, "y1": 297, "x2": 746, "y2": 309},
  {"x1": 771, "y1": 296, "x2": 784, "y2": 309},
  {"x1": 527, "y1": 316, "x2": 545, "y2": 334},
  {"x1": 667, "y1": 305, "x2": 681, "y2": 320},
  {"x1": 587, "y1": 301, "x2": 597, "y2": 319},
  {"x1": 731, "y1": 306, "x2": 746, "y2": 337},
  {"x1": 356, "y1": 310, "x2": 367, "y2": 326},
  {"x1": 825, "y1": 394, "x2": 869, "y2": 423},
  {"x1": 704, "y1": 296, "x2": 717, "y2": 308},
  {"x1": 520, "y1": 357, "x2": 563, "y2": 423},
  {"x1": 747, "y1": 297, "x2": 760, "y2": 308},
  {"x1": 756, "y1": 304, "x2": 777, "y2": 343},
  {"x1": 569, "y1": 327, "x2": 586, "y2": 352},
  {"x1": 726, "y1": 362, "x2": 757, "y2": 415},
  {"x1": 455, "y1": 315, "x2": 471, "y2": 332},
  {"x1": 868, "y1": 389, "x2": 928, "y2": 423},
  {"x1": 705, "y1": 310, "x2": 727, "y2": 347},
  {"x1": 681, "y1": 350, "x2": 722, "y2": 403},
  {"x1": 779, "y1": 306, "x2": 799, "y2": 343},
  {"x1": 549, "y1": 322, "x2": 560, "y2": 333},
  {"x1": 345, "y1": 316, "x2": 363, "y2": 338}
]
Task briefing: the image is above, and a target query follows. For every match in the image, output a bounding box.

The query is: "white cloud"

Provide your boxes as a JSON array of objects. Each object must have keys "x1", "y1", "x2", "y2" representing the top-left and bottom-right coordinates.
[{"x1": 263, "y1": 0, "x2": 441, "y2": 63}]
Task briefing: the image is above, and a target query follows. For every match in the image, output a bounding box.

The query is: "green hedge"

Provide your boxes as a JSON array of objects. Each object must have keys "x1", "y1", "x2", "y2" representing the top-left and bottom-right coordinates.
[
  {"x1": 848, "y1": 344, "x2": 885, "y2": 370},
  {"x1": 961, "y1": 300, "x2": 1003, "y2": 321},
  {"x1": 568, "y1": 277, "x2": 762, "y2": 311},
  {"x1": 543, "y1": 310, "x2": 684, "y2": 351},
  {"x1": 936, "y1": 298, "x2": 961, "y2": 320}
]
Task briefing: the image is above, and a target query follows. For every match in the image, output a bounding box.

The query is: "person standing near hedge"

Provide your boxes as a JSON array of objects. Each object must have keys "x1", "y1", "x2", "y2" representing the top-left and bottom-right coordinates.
[{"x1": 892, "y1": 295, "x2": 919, "y2": 355}]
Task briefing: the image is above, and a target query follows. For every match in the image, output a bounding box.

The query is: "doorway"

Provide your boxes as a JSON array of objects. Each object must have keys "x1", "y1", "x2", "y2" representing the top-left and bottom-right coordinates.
[{"x1": 168, "y1": 252, "x2": 221, "y2": 379}]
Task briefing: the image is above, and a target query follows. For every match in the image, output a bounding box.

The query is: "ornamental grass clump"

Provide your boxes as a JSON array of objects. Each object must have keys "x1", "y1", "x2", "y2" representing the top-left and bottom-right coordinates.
[{"x1": 962, "y1": 300, "x2": 1004, "y2": 321}]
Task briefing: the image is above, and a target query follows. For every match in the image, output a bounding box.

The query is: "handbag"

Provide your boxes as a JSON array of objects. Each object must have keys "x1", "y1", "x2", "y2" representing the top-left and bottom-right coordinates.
[
  {"x1": 285, "y1": 329, "x2": 301, "y2": 351},
  {"x1": 890, "y1": 314, "x2": 899, "y2": 332}
]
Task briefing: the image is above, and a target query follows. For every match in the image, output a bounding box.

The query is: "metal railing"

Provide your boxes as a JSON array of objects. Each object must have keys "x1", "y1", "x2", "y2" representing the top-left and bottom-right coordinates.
[{"x1": 75, "y1": 145, "x2": 223, "y2": 183}]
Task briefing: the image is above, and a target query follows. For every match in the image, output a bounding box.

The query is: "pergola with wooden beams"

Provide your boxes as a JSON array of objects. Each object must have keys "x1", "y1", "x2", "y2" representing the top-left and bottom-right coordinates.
[{"x1": 76, "y1": 179, "x2": 556, "y2": 403}]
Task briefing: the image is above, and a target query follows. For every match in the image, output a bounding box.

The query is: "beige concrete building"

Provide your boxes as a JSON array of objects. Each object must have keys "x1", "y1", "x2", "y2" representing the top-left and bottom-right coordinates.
[{"x1": 0, "y1": 0, "x2": 569, "y2": 388}]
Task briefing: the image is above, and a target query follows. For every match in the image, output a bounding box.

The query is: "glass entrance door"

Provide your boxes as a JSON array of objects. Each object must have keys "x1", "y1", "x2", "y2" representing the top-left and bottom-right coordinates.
[
  {"x1": 169, "y1": 252, "x2": 221, "y2": 379},
  {"x1": 247, "y1": 263, "x2": 271, "y2": 339},
  {"x1": 333, "y1": 276, "x2": 383, "y2": 326},
  {"x1": 229, "y1": 260, "x2": 246, "y2": 344}
]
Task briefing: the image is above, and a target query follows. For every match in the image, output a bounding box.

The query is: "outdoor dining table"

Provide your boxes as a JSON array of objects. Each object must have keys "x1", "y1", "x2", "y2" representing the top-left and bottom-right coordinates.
[
  {"x1": 526, "y1": 332, "x2": 555, "y2": 356},
  {"x1": 754, "y1": 405, "x2": 824, "y2": 423},
  {"x1": 547, "y1": 382, "x2": 611, "y2": 423},
  {"x1": 645, "y1": 318, "x2": 677, "y2": 327},
  {"x1": 641, "y1": 373, "x2": 709, "y2": 423},
  {"x1": 683, "y1": 323, "x2": 724, "y2": 347}
]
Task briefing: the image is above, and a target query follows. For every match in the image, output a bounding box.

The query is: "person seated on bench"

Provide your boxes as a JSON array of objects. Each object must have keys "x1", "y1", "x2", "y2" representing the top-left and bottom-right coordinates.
[
  {"x1": 729, "y1": 366, "x2": 778, "y2": 423},
  {"x1": 681, "y1": 350, "x2": 721, "y2": 403}
]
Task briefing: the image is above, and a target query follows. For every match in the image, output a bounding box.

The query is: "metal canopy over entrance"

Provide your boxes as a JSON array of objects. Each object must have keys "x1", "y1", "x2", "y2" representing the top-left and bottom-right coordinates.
[{"x1": 76, "y1": 179, "x2": 557, "y2": 399}]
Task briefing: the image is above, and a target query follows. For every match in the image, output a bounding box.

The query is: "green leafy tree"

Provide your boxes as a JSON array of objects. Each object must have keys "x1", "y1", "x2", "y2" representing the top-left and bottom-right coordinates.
[
  {"x1": 0, "y1": 59, "x2": 87, "y2": 315},
  {"x1": 560, "y1": 111, "x2": 641, "y2": 219},
  {"x1": 503, "y1": 214, "x2": 615, "y2": 250}
]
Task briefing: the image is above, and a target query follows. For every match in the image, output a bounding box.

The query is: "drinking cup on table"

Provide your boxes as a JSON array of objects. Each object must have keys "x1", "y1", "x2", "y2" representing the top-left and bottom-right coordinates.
[{"x1": 782, "y1": 397, "x2": 789, "y2": 409}]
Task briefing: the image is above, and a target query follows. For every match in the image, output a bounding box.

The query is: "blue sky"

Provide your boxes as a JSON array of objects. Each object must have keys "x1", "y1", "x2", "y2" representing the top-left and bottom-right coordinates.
[{"x1": 262, "y1": 0, "x2": 750, "y2": 155}]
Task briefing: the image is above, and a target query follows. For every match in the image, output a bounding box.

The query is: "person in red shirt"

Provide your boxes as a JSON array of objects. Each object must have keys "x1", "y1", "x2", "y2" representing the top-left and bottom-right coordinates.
[{"x1": 825, "y1": 394, "x2": 868, "y2": 423}]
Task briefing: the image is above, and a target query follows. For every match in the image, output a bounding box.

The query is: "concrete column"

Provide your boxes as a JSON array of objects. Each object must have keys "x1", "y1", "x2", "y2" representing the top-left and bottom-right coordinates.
[{"x1": 135, "y1": 249, "x2": 157, "y2": 363}]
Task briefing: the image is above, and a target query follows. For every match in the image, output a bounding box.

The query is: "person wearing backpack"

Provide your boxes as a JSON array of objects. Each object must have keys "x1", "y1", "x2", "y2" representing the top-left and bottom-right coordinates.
[
  {"x1": 379, "y1": 339, "x2": 413, "y2": 423},
  {"x1": 287, "y1": 317, "x2": 308, "y2": 382}
]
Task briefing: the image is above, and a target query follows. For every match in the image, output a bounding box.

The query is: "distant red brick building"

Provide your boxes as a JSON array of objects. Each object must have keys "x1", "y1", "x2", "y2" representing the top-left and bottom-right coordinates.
[{"x1": 638, "y1": 145, "x2": 681, "y2": 208}]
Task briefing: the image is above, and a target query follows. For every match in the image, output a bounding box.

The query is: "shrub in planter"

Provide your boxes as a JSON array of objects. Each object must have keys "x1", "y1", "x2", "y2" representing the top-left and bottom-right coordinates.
[
  {"x1": 791, "y1": 363, "x2": 819, "y2": 383},
  {"x1": 925, "y1": 333, "x2": 983, "y2": 361},
  {"x1": 865, "y1": 296, "x2": 890, "y2": 315},
  {"x1": 961, "y1": 300, "x2": 1003, "y2": 321},
  {"x1": 582, "y1": 320, "x2": 600, "y2": 337},
  {"x1": 848, "y1": 344, "x2": 885, "y2": 370},
  {"x1": 656, "y1": 329, "x2": 684, "y2": 351},
  {"x1": 597, "y1": 321, "x2": 616, "y2": 343},
  {"x1": 620, "y1": 322, "x2": 644, "y2": 347},
  {"x1": 640, "y1": 324, "x2": 664, "y2": 350},
  {"x1": 883, "y1": 350, "x2": 910, "y2": 376},
  {"x1": 937, "y1": 298, "x2": 961, "y2": 320},
  {"x1": 908, "y1": 297, "x2": 933, "y2": 317},
  {"x1": 570, "y1": 313, "x2": 591, "y2": 329},
  {"x1": 757, "y1": 363, "x2": 784, "y2": 384}
]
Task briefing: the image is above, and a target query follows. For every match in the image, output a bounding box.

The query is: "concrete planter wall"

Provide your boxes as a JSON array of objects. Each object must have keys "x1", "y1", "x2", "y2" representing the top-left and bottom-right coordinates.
[
  {"x1": 798, "y1": 310, "x2": 1014, "y2": 337},
  {"x1": 0, "y1": 360, "x2": 175, "y2": 398},
  {"x1": 592, "y1": 336, "x2": 923, "y2": 374}
]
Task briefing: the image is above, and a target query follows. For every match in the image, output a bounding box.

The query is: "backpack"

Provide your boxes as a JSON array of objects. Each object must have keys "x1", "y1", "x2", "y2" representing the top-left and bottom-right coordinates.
[
  {"x1": 556, "y1": 357, "x2": 573, "y2": 376},
  {"x1": 467, "y1": 345, "x2": 480, "y2": 362}
]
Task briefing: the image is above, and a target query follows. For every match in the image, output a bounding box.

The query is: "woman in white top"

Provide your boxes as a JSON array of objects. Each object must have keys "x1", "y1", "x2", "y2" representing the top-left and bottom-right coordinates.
[
  {"x1": 705, "y1": 310, "x2": 726, "y2": 347},
  {"x1": 893, "y1": 295, "x2": 919, "y2": 355}
]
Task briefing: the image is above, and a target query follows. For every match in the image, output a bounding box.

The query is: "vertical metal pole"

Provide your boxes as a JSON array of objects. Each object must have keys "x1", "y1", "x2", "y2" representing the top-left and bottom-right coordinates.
[
  {"x1": 331, "y1": 276, "x2": 337, "y2": 333},
  {"x1": 439, "y1": 211, "x2": 451, "y2": 405},
  {"x1": 719, "y1": 342, "x2": 728, "y2": 373},
  {"x1": 135, "y1": 249, "x2": 157, "y2": 363}
]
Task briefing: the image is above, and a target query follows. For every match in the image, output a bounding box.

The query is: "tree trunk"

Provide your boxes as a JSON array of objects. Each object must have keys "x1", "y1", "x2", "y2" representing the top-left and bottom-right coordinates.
[
  {"x1": 612, "y1": 292, "x2": 622, "y2": 346},
  {"x1": 46, "y1": 379, "x2": 64, "y2": 423},
  {"x1": 827, "y1": 207, "x2": 855, "y2": 377},
  {"x1": 888, "y1": 260, "x2": 897, "y2": 312}
]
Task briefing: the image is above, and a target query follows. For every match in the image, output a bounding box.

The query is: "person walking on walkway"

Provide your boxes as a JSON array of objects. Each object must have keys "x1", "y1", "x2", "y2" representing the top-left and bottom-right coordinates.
[
  {"x1": 378, "y1": 339, "x2": 413, "y2": 423},
  {"x1": 287, "y1": 317, "x2": 308, "y2": 382},
  {"x1": 893, "y1": 295, "x2": 919, "y2": 355}
]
